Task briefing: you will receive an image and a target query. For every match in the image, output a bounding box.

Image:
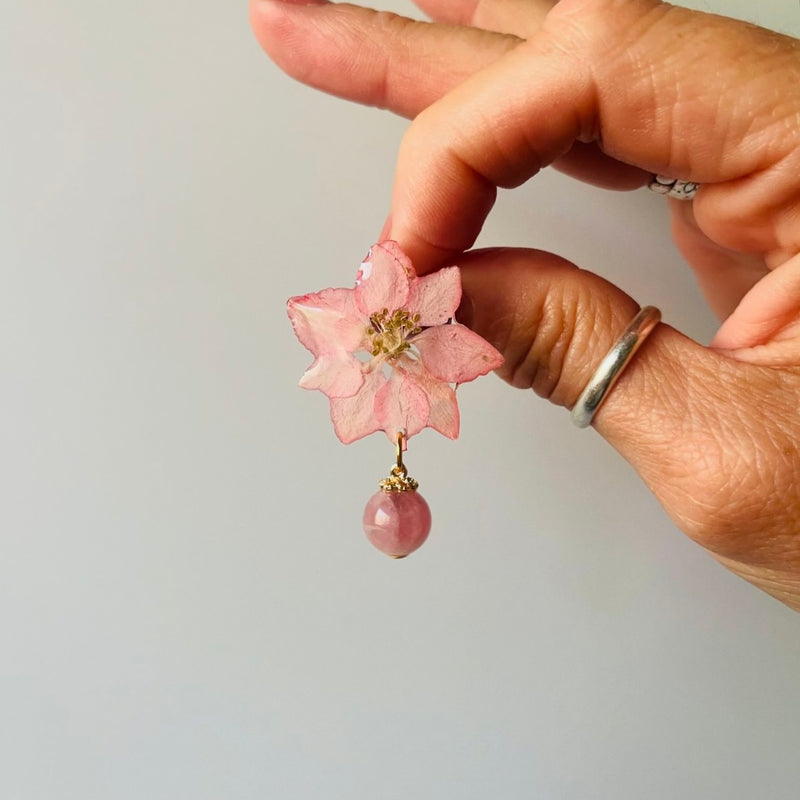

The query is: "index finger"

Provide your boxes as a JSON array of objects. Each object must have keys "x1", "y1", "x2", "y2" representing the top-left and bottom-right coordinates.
[{"x1": 389, "y1": 0, "x2": 800, "y2": 271}]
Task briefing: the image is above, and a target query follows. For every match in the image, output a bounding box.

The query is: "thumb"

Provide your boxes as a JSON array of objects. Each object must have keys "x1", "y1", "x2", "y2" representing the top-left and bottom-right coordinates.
[{"x1": 456, "y1": 248, "x2": 800, "y2": 607}]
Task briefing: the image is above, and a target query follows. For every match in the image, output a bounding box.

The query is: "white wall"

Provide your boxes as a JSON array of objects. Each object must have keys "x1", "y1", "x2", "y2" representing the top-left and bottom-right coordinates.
[{"x1": 1, "y1": 1, "x2": 799, "y2": 798}]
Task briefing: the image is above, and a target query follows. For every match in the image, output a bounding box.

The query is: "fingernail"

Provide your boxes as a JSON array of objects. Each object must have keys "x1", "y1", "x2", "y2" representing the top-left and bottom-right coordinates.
[{"x1": 378, "y1": 214, "x2": 392, "y2": 242}]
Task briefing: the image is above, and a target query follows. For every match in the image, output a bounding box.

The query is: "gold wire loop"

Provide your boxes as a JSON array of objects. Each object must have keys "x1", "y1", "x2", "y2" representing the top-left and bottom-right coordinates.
[
  {"x1": 379, "y1": 430, "x2": 418, "y2": 492},
  {"x1": 395, "y1": 431, "x2": 405, "y2": 472}
]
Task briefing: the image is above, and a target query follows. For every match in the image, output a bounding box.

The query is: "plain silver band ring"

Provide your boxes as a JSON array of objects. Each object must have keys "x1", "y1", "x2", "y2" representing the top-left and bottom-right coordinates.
[
  {"x1": 571, "y1": 306, "x2": 662, "y2": 429},
  {"x1": 648, "y1": 174, "x2": 699, "y2": 200}
]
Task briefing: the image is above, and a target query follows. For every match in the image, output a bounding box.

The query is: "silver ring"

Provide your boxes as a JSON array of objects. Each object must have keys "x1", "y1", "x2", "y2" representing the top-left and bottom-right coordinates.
[
  {"x1": 648, "y1": 174, "x2": 699, "y2": 200},
  {"x1": 571, "y1": 306, "x2": 662, "y2": 428}
]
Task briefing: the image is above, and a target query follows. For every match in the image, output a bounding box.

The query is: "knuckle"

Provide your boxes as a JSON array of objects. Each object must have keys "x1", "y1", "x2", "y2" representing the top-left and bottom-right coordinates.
[
  {"x1": 500, "y1": 275, "x2": 627, "y2": 407},
  {"x1": 498, "y1": 281, "x2": 574, "y2": 398}
]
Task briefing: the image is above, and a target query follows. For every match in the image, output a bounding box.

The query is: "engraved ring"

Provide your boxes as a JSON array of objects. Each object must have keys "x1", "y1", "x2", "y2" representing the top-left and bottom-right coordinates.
[{"x1": 648, "y1": 174, "x2": 699, "y2": 200}]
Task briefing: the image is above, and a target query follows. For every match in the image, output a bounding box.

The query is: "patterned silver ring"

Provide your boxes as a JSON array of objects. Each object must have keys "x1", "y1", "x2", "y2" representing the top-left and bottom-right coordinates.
[{"x1": 648, "y1": 174, "x2": 699, "y2": 200}]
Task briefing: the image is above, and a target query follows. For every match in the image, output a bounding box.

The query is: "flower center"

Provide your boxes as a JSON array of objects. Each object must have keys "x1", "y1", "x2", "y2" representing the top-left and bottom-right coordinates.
[{"x1": 367, "y1": 308, "x2": 422, "y2": 359}]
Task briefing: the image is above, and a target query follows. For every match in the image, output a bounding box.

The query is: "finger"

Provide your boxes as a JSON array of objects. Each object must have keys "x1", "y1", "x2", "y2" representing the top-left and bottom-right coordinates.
[
  {"x1": 711, "y1": 251, "x2": 800, "y2": 353},
  {"x1": 387, "y1": 0, "x2": 800, "y2": 272},
  {"x1": 250, "y1": 0, "x2": 648, "y2": 188},
  {"x1": 457, "y1": 247, "x2": 800, "y2": 608},
  {"x1": 669, "y1": 201, "x2": 768, "y2": 321},
  {"x1": 413, "y1": 0, "x2": 555, "y2": 38},
  {"x1": 409, "y1": 0, "x2": 649, "y2": 188},
  {"x1": 552, "y1": 141, "x2": 649, "y2": 191},
  {"x1": 250, "y1": 0, "x2": 519, "y2": 118}
]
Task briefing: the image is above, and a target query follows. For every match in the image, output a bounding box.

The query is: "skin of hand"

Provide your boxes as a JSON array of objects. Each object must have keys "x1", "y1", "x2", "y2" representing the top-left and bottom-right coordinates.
[{"x1": 252, "y1": 0, "x2": 800, "y2": 611}]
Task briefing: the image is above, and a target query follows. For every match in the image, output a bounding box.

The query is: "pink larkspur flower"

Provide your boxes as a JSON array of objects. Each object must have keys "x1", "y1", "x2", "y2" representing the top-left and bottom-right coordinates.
[{"x1": 287, "y1": 241, "x2": 504, "y2": 445}]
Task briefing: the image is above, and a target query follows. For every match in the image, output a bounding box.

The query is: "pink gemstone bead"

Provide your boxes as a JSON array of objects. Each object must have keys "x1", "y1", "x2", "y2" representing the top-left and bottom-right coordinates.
[{"x1": 362, "y1": 489, "x2": 432, "y2": 558}]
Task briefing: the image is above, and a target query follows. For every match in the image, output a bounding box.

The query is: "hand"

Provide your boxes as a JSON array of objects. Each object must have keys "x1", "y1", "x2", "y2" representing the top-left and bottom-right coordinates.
[{"x1": 252, "y1": 0, "x2": 800, "y2": 611}]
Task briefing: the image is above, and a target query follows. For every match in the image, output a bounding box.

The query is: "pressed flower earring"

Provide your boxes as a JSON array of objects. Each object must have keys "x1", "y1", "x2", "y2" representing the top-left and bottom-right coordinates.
[{"x1": 287, "y1": 241, "x2": 503, "y2": 557}]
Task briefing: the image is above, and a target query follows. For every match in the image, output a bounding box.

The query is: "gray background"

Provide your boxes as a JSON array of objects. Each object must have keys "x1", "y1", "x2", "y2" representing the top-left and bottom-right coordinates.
[{"x1": 2, "y1": 0, "x2": 799, "y2": 798}]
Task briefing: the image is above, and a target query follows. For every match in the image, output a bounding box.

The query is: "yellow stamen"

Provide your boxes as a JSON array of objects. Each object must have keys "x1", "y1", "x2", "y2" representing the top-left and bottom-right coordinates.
[{"x1": 366, "y1": 309, "x2": 423, "y2": 360}]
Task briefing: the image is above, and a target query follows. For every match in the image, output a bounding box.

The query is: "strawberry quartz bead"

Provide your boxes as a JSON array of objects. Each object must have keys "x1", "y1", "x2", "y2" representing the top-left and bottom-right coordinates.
[{"x1": 363, "y1": 489, "x2": 432, "y2": 558}]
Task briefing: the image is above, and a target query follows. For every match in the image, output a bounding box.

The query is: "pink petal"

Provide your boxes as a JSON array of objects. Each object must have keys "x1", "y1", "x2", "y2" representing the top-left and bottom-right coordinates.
[
  {"x1": 329, "y1": 368, "x2": 386, "y2": 444},
  {"x1": 407, "y1": 267, "x2": 462, "y2": 326},
  {"x1": 414, "y1": 324, "x2": 504, "y2": 384},
  {"x1": 374, "y1": 368, "x2": 430, "y2": 443},
  {"x1": 287, "y1": 288, "x2": 366, "y2": 357},
  {"x1": 406, "y1": 363, "x2": 460, "y2": 439},
  {"x1": 354, "y1": 241, "x2": 411, "y2": 317},
  {"x1": 299, "y1": 354, "x2": 364, "y2": 398}
]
